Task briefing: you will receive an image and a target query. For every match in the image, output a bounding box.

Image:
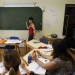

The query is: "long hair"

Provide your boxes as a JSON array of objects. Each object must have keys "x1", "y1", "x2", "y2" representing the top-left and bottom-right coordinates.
[
  {"x1": 3, "y1": 50, "x2": 21, "y2": 75},
  {"x1": 52, "y1": 39, "x2": 74, "y2": 61}
]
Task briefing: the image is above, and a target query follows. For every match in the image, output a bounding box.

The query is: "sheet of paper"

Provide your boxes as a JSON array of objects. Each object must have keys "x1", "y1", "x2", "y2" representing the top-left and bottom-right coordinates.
[
  {"x1": 44, "y1": 23, "x2": 50, "y2": 28},
  {"x1": 44, "y1": 18, "x2": 51, "y2": 28},
  {"x1": 0, "y1": 62, "x2": 5, "y2": 73},
  {"x1": 27, "y1": 56, "x2": 50, "y2": 74},
  {"x1": 27, "y1": 61, "x2": 46, "y2": 74},
  {"x1": 52, "y1": 13, "x2": 58, "y2": 19},
  {"x1": 52, "y1": 19, "x2": 58, "y2": 24},
  {"x1": 43, "y1": 49, "x2": 53, "y2": 52},
  {"x1": 38, "y1": 57, "x2": 50, "y2": 64},
  {"x1": 45, "y1": 19, "x2": 50, "y2": 23},
  {"x1": 19, "y1": 66, "x2": 26, "y2": 74},
  {"x1": 5, "y1": 39, "x2": 22, "y2": 44},
  {"x1": 48, "y1": 8, "x2": 54, "y2": 13},
  {"x1": 51, "y1": 13, "x2": 58, "y2": 24},
  {"x1": 46, "y1": 44, "x2": 52, "y2": 49},
  {"x1": 0, "y1": 67, "x2": 5, "y2": 73}
]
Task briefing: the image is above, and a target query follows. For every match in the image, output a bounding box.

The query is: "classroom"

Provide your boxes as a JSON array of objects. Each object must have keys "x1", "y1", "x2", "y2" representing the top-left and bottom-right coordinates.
[{"x1": 0, "y1": 0, "x2": 75, "y2": 75}]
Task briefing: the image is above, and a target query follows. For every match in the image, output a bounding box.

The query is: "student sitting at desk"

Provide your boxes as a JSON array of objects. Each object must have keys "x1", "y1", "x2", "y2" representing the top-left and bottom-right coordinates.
[
  {"x1": 33, "y1": 39, "x2": 75, "y2": 75},
  {"x1": 1, "y1": 50, "x2": 30, "y2": 75}
]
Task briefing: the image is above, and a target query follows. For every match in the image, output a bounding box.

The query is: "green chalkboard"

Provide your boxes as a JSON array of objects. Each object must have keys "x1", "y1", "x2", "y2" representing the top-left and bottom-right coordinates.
[{"x1": 0, "y1": 7, "x2": 42, "y2": 30}]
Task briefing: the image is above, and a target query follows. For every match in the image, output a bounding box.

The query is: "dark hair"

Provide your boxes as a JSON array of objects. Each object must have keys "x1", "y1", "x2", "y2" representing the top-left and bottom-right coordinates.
[
  {"x1": 3, "y1": 50, "x2": 21, "y2": 75},
  {"x1": 52, "y1": 39, "x2": 74, "y2": 61},
  {"x1": 29, "y1": 17, "x2": 33, "y2": 21}
]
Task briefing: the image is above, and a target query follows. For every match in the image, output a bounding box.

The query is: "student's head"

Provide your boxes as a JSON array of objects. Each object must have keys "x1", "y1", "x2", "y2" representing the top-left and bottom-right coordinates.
[
  {"x1": 28, "y1": 17, "x2": 33, "y2": 23},
  {"x1": 52, "y1": 39, "x2": 67, "y2": 59},
  {"x1": 2, "y1": 50, "x2": 21, "y2": 75}
]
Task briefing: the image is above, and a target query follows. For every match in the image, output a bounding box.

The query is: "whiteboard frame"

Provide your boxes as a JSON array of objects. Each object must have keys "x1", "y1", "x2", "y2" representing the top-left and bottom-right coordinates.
[{"x1": 3, "y1": 2, "x2": 35, "y2": 7}]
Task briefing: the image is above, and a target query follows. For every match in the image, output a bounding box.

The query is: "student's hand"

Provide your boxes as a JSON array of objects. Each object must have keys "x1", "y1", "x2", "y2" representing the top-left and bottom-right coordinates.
[
  {"x1": 32, "y1": 52, "x2": 37, "y2": 60},
  {"x1": 2, "y1": 68, "x2": 8, "y2": 75},
  {"x1": 20, "y1": 62, "x2": 26, "y2": 69},
  {"x1": 49, "y1": 56, "x2": 53, "y2": 61},
  {"x1": 20, "y1": 60, "x2": 25, "y2": 69},
  {"x1": 36, "y1": 50, "x2": 41, "y2": 56}
]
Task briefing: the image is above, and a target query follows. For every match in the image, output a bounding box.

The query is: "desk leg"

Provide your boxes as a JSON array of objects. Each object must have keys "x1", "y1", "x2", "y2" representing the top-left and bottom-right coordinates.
[
  {"x1": 0, "y1": 50, "x2": 2, "y2": 62},
  {"x1": 24, "y1": 40, "x2": 27, "y2": 54}
]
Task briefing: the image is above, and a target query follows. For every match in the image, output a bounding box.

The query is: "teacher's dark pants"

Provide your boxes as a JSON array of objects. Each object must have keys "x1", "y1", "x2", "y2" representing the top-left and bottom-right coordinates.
[{"x1": 28, "y1": 34, "x2": 34, "y2": 41}]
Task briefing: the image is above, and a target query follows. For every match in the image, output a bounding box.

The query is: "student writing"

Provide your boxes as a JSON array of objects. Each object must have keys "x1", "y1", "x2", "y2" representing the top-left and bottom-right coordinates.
[{"x1": 33, "y1": 39, "x2": 75, "y2": 75}]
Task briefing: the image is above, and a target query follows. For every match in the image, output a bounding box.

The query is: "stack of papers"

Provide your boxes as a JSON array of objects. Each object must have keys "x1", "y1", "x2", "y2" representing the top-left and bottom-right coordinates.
[
  {"x1": 46, "y1": 44, "x2": 52, "y2": 49},
  {"x1": 5, "y1": 39, "x2": 22, "y2": 44}
]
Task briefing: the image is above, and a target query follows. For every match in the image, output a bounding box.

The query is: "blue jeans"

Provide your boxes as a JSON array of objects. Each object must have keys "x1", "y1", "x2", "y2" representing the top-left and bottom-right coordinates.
[{"x1": 28, "y1": 34, "x2": 34, "y2": 41}]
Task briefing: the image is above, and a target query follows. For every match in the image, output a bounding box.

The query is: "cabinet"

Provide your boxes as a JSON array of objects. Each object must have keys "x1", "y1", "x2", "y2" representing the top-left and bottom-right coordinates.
[{"x1": 63, "y1": 4, "x2": 75, "y2": 48}]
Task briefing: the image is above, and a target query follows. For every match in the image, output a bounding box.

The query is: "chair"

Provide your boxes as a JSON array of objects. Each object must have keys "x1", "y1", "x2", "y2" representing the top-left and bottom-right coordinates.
[
  {"x1": 40, "y1": 38, "x2": 49, "y2": 44},
  {"x1": 4, "y1": 36, "x2": 20, "y2": 53}
]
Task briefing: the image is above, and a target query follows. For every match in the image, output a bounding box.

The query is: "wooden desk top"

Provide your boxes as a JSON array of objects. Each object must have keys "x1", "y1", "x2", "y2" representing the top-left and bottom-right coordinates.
[
  {"x1": 22, "y1": 49, "x2": 53, "y2": 65},
  {"x1": 26, "y1": 39, "x2": 47, "y2": 49},
  {"x1": 43, "y1": 35, "x2": 65, "y2": 39}
]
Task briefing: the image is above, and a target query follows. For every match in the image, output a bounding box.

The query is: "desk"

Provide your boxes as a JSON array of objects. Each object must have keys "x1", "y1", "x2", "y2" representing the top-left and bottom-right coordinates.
[
  {"x1": 43, "y1": 35, "x2": 65, "y2": 44},
  {"x1": 0, "y1": 39, "x2": 26, "y2": 61},
  {"x1": 26, "y1": 39, "x2": 47, "y2": 53},
  {"x1": 22, "y1": 49, "x2": 53, "y2": 65}
]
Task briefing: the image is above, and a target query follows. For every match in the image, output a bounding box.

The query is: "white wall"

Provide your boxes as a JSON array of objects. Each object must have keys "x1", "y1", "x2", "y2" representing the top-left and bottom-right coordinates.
[{"x1": 0, "y1": 0, "x2": 75, "y2": 46}]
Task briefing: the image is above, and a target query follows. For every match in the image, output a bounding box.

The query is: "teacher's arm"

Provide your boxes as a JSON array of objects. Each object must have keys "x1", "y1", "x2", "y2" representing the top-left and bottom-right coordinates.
[{"x1": 26, "y1": 22, "x2": 29, "y2": 29}]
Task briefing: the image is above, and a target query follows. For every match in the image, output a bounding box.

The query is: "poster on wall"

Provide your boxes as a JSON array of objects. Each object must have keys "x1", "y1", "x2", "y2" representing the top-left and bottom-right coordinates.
[
  {"x1": 48, "y1": 8, "x2": 54, "y2": 13},
  {"x1": 51, "y1": 13, "x2": 58, "y2": 24},
  {"x1": 44, "y1": 19, "x2": 50, "y2": 28}
]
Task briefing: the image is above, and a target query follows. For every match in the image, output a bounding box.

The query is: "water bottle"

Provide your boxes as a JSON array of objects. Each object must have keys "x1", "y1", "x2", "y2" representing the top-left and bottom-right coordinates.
[{"x1": 28, "y1": 54, "x2": 32, "y2": 64}]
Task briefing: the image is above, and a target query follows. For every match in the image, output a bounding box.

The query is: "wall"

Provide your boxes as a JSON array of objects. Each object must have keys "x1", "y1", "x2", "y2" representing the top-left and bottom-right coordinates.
[{"x1": 0, "y1": 0, "x2": 75, "y2": 46}]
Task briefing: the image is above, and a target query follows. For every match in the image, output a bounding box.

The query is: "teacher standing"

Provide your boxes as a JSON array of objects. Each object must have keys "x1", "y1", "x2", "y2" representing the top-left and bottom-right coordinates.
[{"x1": 26, "y1": 17, "x2": 36, "y2": 41}]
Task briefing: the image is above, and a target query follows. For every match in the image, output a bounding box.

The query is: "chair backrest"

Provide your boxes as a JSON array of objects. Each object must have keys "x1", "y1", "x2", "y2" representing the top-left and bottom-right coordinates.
[
  {"x1": 10, "y1": 36, "x2": 19, "y2": 39},
  {"x1": 40, "y1": 38, "x2": 49, "y2": 44}
]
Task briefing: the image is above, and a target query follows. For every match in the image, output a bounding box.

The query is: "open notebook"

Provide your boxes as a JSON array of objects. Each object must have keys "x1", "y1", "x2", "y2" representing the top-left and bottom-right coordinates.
[{"x1": 27, "y1": 57, "x2": 50, "y2": 75}]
